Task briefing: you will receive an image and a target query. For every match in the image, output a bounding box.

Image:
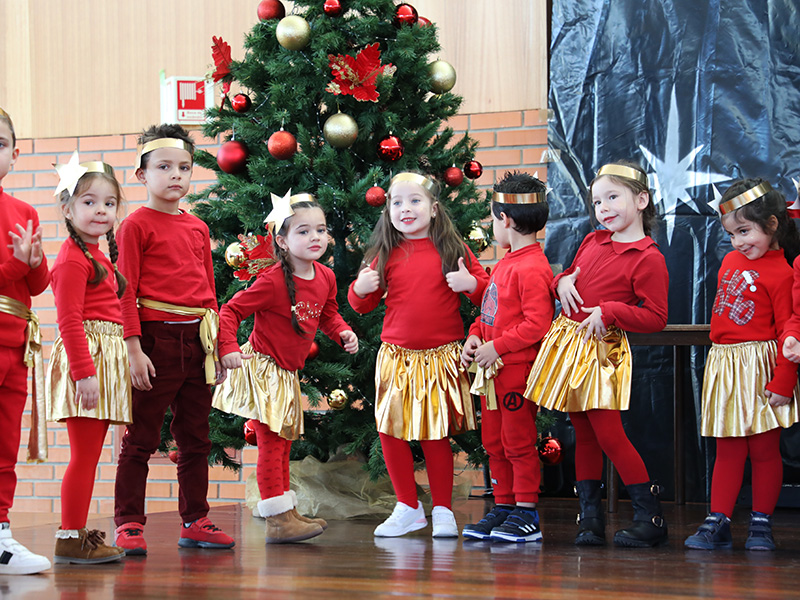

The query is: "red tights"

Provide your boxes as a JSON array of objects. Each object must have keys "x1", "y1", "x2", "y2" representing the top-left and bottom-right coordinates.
[
  {"x1": 711, "y1": 428, "x2": 782, "y2": 517},
  {"x1": 379, "y1": 433, "x2": 453, "y2": 509},
  {"x1": 255, "y1": 422, "x2": 291, "y2": 500},
  {"x1": 570, "y1": 409, "x2": 650, "y2": 484},
  {"x1": 61, "y1": 418, "x2": 110, "y2": 530}
]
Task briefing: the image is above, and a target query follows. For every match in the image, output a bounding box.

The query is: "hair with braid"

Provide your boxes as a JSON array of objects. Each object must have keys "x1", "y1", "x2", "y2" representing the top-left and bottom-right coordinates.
[
  {"x1": 59, "y1": 172, "x2": 128, "y2": 298},
  {"x1": 272, "y1": 199, "x2": 325, "y2": 337}
]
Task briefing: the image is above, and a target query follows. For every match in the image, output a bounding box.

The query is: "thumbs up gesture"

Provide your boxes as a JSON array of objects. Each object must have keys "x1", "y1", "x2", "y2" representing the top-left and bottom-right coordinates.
[
  {"x1": 445, "y1": 256, "x2": 477, "y2": 294},
  {"x1": 353, "y1": 265, "x2": 381, "y2": 298}
]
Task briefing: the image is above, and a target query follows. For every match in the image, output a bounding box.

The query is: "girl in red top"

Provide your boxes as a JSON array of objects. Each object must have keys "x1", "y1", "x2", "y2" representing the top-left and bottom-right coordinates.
[
  {"x1": 349, "y1": 172, "x2": 489, "y2": 538},
  {"x1": 685, "y1": 179, "x2": 800, "y2": 552},
  {"x1": 525, "y1": 162, "x2": 669, "y2": 548},
  {"x1": 213, "y1": 193, "x2": 358, "y2": 544},
  {"x1": 46, "y1": 155, "x2": 131, "y2": 564}
]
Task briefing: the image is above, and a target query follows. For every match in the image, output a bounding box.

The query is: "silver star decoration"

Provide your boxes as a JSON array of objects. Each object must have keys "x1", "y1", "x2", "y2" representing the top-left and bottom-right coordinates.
[
  {"x1": 53, "y1": 151, "x2": 88, "y2": 196},
  {"x1": 533, "y1": 171, "x2": 553, "y2": 195},
  {"x1": 639, "y1": 88, "x2": 730, "y2": 243},
  {"x1": 264, "y1": 189, "x2": 295, "y2": 233},
  {"x1": 708, "y1": 184, "x2": 724, "y2": 215},
  {"x1": 790, "y1": 178, "x2": 800, "y2": 211}
]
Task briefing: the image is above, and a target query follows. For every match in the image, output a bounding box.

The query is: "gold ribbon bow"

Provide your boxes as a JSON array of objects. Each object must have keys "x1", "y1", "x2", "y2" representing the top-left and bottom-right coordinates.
[
  {"x1": 137, "y1": 299, "x2": 219, "y2": 384},
  {"x1": 468, "y1": 355, "x2": 504, "y2": 410},
  {"x1": 0, "y1": 295, "x2": 47, "y2": 462}
]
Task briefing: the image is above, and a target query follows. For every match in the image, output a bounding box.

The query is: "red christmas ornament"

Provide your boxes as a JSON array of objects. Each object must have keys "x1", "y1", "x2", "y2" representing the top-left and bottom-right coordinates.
[
  {"x1": 464, "y1": 159, "x2": 483, "y2": 180},
  {"x1": 231, "y1": 94, "x2": 252, "y2": 113},
  {"x1": 168, "y1": 449, "x2": 179, "y2": 464},
  {"x1": 377, "y1": 134, "x2": 404, "y2": 162},
  {"x1": 307, "y1": 341, "x2": 320, "y2": 360},
  {"x1": 243, "y1": 419, "x2": 259, "y2": 445},
  {"x1": 417, "y1": 15, "x2": 431, "y2": 27},
  {"x1": 366, "y1": 186, "x2": 386, "y2": 207},
  {"x1": 257, "y1": 0, "x2": 285, "y2": 21},
  {"x1": 393, "y1": 3, "x2": 418, "y2": 27},
  {"x1": 217, "y1": 140, "x2": 248, "y2": 174},
  {"x1": 443, "y1": 166, "x2": 464, "y2": 187},
  {"x1": 323, "y1": 0, "x2": 343, "y2": 17},
  {"x1": 268, "y1": 130, "x2": 297, "y2": 160},
  {"x1": 538, "y1": 436, "x2": 564, "y2": 466}
]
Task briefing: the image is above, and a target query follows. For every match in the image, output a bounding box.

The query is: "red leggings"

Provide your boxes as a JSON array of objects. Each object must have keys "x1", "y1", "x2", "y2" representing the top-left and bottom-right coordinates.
[
  {"x1": 61, "y1": 418, "x2": 110, "y2": 530},
  {"x1": 255, "y1": 422, "x2": 291, "y2": 500},
  {"x1": 0, "y1": 346, "x2": 28, "y2": 523},
  {"x1": 379, "y1": 433, "x2": 453, "y2": 509},
  {"x1": 711, "y1": 428, "x2": 783, "y2": 517},
  {"x1": 570, "y1": 409, "x2": 650, "y2": 485}
]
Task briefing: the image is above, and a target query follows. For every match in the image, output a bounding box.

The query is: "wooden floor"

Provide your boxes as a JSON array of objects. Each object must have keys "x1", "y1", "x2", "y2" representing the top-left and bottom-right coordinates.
[{"x1": 5, "y1": 498, "x2": 800, "y2": 599}]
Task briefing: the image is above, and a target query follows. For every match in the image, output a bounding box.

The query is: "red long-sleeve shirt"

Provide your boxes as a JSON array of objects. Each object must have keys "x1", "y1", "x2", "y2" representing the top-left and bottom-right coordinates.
[
  {"x1": 711, "y1": 249, "x2": 796, "y2": 397},
  {"x1": 218, "y1": 262, "x2": 351, "y2": 371},
  {"x1": 51, "y1": 238, "x2": 123, "y2": 380},
  {"x1": 553, "y1": 229, "x2": 668, "y2": 333},
  {"x1": 117, "y1": 207, "x2": 217, "y2": 338},
  {"x1": 468, "y1": 243, "x2": 554, "y2": 364},
  {"x1": 779, "y1": 253, "x2": 800, "y2": 343},
  {"x1": 0, "y1": 188, "x2": 50, "y2": 348},
  {"x1": 348, "y1": 238, "x2": 489, "y2": 350}
]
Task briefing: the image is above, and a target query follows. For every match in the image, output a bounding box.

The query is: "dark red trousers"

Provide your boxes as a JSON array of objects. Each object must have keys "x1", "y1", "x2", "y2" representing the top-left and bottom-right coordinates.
[{"x1": 0, "y1": 345, "x2": 27, "y2": 523}]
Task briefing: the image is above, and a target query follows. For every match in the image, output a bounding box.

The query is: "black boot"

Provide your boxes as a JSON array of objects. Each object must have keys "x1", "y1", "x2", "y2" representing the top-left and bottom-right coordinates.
[
  {"x1": 613, "y1": 482, "x2": 668, "y2": 548},
  {"x1": 574, "y1": 480, "x2": 605, "y2": 546}
]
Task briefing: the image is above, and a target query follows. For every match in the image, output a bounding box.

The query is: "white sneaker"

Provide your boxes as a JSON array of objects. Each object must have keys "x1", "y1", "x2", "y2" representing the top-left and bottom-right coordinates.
[
  {"x1": 431, "y1": 506, "x2": 459, "y2": 538},
  {"x1": 0, "y1": 524, "x2": 51, "y2": 575},
  {"x1": 374, "y1": 501, "x2": 427, "y2": 537}
]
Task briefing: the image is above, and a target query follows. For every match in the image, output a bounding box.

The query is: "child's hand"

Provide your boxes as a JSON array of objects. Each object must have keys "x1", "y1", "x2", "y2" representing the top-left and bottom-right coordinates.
[
  {"x1": 474, "y1": 340, "x2": 500, "y2": 368},
  {"x1": 445, "y1": 257, "x2": 477, "y2": 294},
  {"x1": 556, "y1": 267, "x2": 583, "y2": 317},
  {"x1": 765, "y1": 390, "x2": 792, "y2": 408},
  {"x1": 221, "y1": 350, "x2": 252, "y2": 370},
  {"x1": 340, "y1": 330, "x2": 359, "y2": 354},
  {"x1": 76, "y1": 375, "x2": 100, "y2": 411},
  {"x1": 215, "y1": 361, "x2": 227, "y2": 385},
  {"x1": 29, "y1": 225, "x2": 43, "y2": 268},
  {"x1": 7, "y1": 220, "x2": 34, "y2": 266},
  {"x1": 353, "y1": 266, "x2": 381, "y2": 298},
  {"x1": 461, "y1": 335, "x2": 481, "y2": 367},
  {"x1": 126, "y1": 337, "x2": 156, "y2": 391},
  {"x1": 783, "y1": 336, "x2": 800, "y2": 363},
  {"x1": 575, "y1": 305, "x2": 606, "y2": 343}
]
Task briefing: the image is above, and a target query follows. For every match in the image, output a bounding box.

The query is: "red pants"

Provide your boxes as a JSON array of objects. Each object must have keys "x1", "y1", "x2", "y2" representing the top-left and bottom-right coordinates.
[
  {"x1": 254, "y1": 423, "x2": 291, "y2": 500},
  {"x1": 0, "y1": 345, "x2": 27, "y2": 522},
  {"x1": 480, "y1": 362, "x2": 540, "y2": 504},
  {"x1": 114, "y1": 321, "x2": 212, "y2": 526},
  {"x1": 380, "y1": 433, "x2": 454, "y2": 509},
  {"x1": 62, "y1": 418, "x2": 110, "y2": 530}
]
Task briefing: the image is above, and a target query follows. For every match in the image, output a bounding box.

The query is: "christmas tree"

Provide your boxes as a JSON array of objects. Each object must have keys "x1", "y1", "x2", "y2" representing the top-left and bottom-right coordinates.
[{"x1": 186, "y1": 0, "x2": 493, "y2": 477}]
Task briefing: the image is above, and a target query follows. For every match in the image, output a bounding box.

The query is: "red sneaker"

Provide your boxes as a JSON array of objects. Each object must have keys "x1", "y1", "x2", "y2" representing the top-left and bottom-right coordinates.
[
  {"x1": 178, "y1": 517, "x2": 235, "y2": 549},
  {"x1": 114, "y1": 523, "x2": 147, "y2": 556}
]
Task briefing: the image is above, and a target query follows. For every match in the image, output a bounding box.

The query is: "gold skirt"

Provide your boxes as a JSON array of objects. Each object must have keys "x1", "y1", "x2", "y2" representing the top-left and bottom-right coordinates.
[
  {"x1": 701, "y1": 340, "x2": 799, "y2": 437},
  {"x1": 46, "y1": 320, "x2": 132, "y2": 424},
  {"x1": 524, "y1": 313, "x2": 631, "y2": 412},
  {"x1": 212, "y1": 342, "x2": 302, "y2": 441},
  {"x1": 375, "y1": 341, "x2": 477, "y2": 441}
]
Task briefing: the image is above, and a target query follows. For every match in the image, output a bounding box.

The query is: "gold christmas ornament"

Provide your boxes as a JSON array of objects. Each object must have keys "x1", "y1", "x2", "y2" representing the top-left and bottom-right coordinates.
[
  {"x1": 323, "y1": 113, "x2": 359, "y2": 148},
  {"x1": 225, "y1": 242, "x2": 246, "y2": 268},
  {"x1": 428, "y1": 60, "x2": 457, "y2": 94},
  {"x1": 276, "y1": 15, "x2": 311, "y2": 51},
  {"x1": 328, "y1": 389, "x2": 348, "y2": 410},
  {"x1": 468, "y1": 224, "x2": 489, "y2": 252}
]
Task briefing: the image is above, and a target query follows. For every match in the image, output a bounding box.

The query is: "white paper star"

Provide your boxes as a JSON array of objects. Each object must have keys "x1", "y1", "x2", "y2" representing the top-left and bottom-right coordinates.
[
  {"x1": 53, "y1": 151, "x2": 88, "y2": 196},
  {"x1": 264, "y1": 189, "x2": 295, "y2": 233},
  {"x1": 638, "y1": 88, "x2": 730, "y2": 243},
  {"x1": 707, "y1": 184, "x2": 724, "y2": 215}
]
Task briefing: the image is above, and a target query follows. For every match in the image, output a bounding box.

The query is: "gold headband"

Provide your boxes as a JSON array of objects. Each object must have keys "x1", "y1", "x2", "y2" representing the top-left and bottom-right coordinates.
[
  {"x1": 54, "y1": 151, "x2": 115, "y2": 196},
  {"x1": 719, "y1": 182, "x2": 772, "y2": 216},
  {"x1": 389, "y1": 172, "x2": 437, "y2": 194},
  {"x1": 493, "y1": 191, "x2": 546, "y2": 205},
  {"x1": 0, "y1": 107, "x2": 10, "y2": 121},
  {"x1": 265, "y1": 191, "x2": 318, "y2": 234},
  {"x1": 81, "y1": 161, "x2": 115, "y2": 176},
  {"x1": 597, "y1": 164, "x2": 648, "y2": 187},
  {"x1": 135, "y1": 138, "x2": 194, "y2": 169}
]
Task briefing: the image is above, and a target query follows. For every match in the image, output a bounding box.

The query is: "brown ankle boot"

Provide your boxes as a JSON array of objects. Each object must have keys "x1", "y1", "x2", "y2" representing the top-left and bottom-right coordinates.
[
  {"x1": 287, "y1": 490, "x2": 328, "y2": 530},
  {"x1": 265, "y1": 511, "x2": 323, "y2": 544},
  {"x1": 54, "y1": 528, "x2": 125, "y2": 564}
]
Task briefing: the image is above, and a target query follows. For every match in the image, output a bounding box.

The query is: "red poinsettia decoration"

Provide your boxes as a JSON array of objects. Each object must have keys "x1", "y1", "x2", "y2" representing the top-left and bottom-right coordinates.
[
  {"x1": 211, "y1": 36, "x2": 233, "y2": 95},
  {"x1": 233, "y1": 233, "x2": 277, "y2": 281},
  {"x1": 326, "y1": 43, "x2": 396, "y2": 102}
]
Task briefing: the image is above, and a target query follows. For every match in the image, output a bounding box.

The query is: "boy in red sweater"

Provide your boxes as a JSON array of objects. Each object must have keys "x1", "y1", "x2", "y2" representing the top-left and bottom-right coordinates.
[
  {"x1": 113, "y1": 124, "x2": 234, "y2": 554},
  {"x1": 461, "y1": 172, "x2": 554, "y2": 543},
  {"x1": 0, "y1": 108, "x2": 52, "y2": 574}
]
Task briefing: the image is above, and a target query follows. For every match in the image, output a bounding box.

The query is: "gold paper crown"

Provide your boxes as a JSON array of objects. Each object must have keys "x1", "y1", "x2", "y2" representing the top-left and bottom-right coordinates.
[
  {"x1": 493, "y1": 190, "x2": 546, "y2": 205},
  {"x1": 597, "y1": 164, "x2": 649, "y2": 187},
  {"x1": 389, "y1": 172, "x2": 437, "y2": 194},
  {"x1": 81, "y1": 161, "x2": 115, "y2": 176},
  {"x1": 0, "y1": 107, "x2": 10, "y2": 121},
  {"x1": 134, "y1": 138, "x2": 194, "y2": 169},
  {"x1": 54, "y1": 151, "x2": 116, "y2": 197},
  {"x1": 718, "y1": 181, "x2": 772, "y2": 216}
]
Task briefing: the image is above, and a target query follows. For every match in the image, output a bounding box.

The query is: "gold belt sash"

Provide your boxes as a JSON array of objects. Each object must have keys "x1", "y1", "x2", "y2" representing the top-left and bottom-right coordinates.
[
  {"x1": 0, "y1": 295, "x2": 47, "y2": 462},
  {"x1": 137, "y1": 298, "x2": 219, "y2": 384},
  {"x1": 468, "y1": 355, "x2": 504, "y2": 410}
]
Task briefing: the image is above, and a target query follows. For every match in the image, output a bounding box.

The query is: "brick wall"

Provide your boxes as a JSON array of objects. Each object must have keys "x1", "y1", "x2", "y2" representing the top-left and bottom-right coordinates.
[{"x1": 4, "y1": 109, "x2": 548, "y2": 515}]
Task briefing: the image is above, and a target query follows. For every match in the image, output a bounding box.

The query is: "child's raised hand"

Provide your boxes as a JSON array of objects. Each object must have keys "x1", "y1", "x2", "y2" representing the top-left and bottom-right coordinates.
[
  {"x1": 445, "y1": 257, "x2": 478, "y2": 294},
  {"x1": 461, "y1": 335, "x2": 481, "y2": 367},
  {"x1": 340, "y1": 330, "x2": 359, "y2": 354},
  {"x1": 556, "y1": 267, "x2": 583, "y2": 317},
  {"x1": 575, "y1": 305, "x2": 606, "y2": 343},
  {"x1": 7, "y1": 220, "x2": 35, "y2": 266},
  {"x1": 29, "y1": 225, "x2": 43, "y2": 268},
  {"x1": 76, "y1": 375, "x2": 100, "y2": 411},
  {"x1": 765, "y1": 389, "x2": 792, "y2": 408},
  {"x1": 221, "y1": 350, "x2": 252, "y2": 370},
  {"x1": 353, "y1": 265, "x2": 381, "y2": 298},
  {"x1": 783, "y1": 336, "x2": 800, "y2": 363},
  {"x1": 474, "y1": 340, "x2": 500, "y2": 368}
]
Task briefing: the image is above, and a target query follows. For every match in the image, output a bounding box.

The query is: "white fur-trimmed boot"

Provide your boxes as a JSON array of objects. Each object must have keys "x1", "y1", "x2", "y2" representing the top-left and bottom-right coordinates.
[
  {"x1": 287, "y1": 490, "x2": 328, "y2": 530},
  {"x1": 258, "y1": 494, "x2": 323, "y2": 544}
]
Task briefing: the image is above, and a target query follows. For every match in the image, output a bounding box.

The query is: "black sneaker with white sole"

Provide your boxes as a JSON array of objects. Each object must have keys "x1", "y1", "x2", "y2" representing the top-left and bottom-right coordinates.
[
  {"x1": 462, "y1": 505, "x2": 513, "y2": 541},
  {"x1": 489, "y1": 508, "x2": 542, "y2": 543}
]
